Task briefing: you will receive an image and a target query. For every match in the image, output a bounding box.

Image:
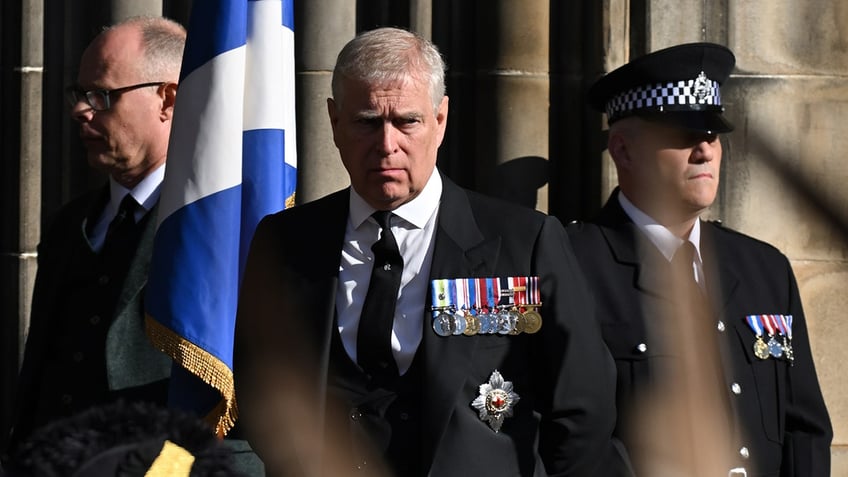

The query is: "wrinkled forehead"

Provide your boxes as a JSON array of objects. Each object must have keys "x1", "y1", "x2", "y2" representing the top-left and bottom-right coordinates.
[{"x1": 337, "y1": 74, "x2": 429, "y2": 106}]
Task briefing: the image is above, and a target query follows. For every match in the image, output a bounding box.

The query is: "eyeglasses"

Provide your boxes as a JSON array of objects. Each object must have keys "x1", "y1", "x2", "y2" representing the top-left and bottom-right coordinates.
[{"x1": 64, "y1": 82, "x2": 165, "y2": 111}]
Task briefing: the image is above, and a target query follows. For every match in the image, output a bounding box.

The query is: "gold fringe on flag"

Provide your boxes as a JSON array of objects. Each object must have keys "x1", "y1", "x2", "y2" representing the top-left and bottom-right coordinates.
[{"x1": 145, "y1": 315, "x2": 238, "y2": 437}]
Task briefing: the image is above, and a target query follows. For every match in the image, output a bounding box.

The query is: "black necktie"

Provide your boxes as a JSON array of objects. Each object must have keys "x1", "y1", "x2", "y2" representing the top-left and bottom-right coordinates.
[
  {"x1": 357, "y1": 211, "x2": 403, "y2": 381},
  {"x1": 104, "y1": 194, "x2": 138, "y2": 247}
]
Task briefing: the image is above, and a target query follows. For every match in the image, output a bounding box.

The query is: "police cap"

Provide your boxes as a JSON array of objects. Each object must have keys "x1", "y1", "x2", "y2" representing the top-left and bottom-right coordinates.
[{"x1": 588, "y1": 42, "x2": 736, "y2": 133}]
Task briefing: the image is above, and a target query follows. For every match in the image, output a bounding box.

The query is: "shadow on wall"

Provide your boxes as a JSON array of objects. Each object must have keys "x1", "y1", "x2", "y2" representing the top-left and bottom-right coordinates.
[{"x1": 491, "y1": 156, "x2": 550, "y2": 209}]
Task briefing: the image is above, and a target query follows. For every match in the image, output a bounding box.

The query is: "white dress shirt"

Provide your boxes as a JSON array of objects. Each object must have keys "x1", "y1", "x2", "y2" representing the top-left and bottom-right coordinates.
[
  {"x1": 618, "y1": 192, "x2": 705, "y2": 287},
  {"x1": 336, "y1": 171, "x2": 442, "y2": 375}
]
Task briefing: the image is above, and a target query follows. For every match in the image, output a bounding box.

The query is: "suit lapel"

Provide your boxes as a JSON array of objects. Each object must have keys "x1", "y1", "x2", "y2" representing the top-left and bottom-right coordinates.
[
  {"x1": 420, "y1": 177, "x2": 500, "y2": 467},
  {"x1": 107, "y1": 204, "x2": 173, "y2": 389},
  {"x1": 305, "y1": 191, "x2": 350, "y2": 418},
  {"x1": 597, "y1": 193, "x2": 671, "y2": 300}
]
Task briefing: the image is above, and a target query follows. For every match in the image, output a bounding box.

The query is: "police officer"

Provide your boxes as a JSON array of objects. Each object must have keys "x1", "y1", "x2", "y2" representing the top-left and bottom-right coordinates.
[{"x1": 567, "y1": 42, "x2": 833, "y2": 476}]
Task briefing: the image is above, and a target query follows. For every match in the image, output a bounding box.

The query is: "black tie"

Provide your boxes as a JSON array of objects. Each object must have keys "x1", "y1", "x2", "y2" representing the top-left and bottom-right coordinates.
[
  {"x1": 104, "y1": 194, "x2": 138, "y2": 247},
  {"x1": 357, "y1": 211, "x2": 403, "y2": 381}
]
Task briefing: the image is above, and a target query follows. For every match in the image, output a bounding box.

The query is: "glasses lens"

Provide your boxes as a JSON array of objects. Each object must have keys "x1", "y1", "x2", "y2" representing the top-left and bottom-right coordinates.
[
  {"x1": 64, "y1": 87, "x2": 81, "y2": 107},
  {"x1": 86, "y1": 91, "x2": 109, "y2": 111}
]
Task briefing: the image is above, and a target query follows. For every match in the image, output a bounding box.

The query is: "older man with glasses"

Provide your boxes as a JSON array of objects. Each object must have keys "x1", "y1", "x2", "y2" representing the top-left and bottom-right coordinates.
[{"x1": 3, "y1": 15, "x2": 185, "y2": 457}]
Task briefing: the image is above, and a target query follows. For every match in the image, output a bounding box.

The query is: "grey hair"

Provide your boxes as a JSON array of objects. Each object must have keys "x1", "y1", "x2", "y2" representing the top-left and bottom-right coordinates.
[
  {"x1": 331, "y1": 27, "x2": 447, "y2": 113},
  {"x1": 107, "y1": 16, "x2": 186, "y2": 82}
]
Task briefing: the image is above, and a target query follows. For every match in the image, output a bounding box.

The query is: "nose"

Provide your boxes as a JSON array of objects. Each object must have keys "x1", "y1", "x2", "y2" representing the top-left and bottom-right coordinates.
[
  {"x1": 376, "y1": 122, "x2": 400, "y2": 155},
  {"x1": 70, "y1": 99, "x2": 95, "y2": 123},
  {"x1": 691, "y1": 135, "x2": 720, "y2": 163}
]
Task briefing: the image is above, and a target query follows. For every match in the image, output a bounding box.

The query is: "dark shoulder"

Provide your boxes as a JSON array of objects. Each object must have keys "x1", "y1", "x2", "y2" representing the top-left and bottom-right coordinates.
[
  {"x1": 563, "y1": 218, "x2": 605, "y2": 245},
  {"x1": 462, "y1": 187, "x2": 555, "y2": 230},
  {"x1": 260, "y1": 189, "x2": 347, "y2": 225},
  {"x1": 704, "y1": 219, "x2": 789, "y2": 261},
  {"x1": 41, "y1": 188, "x2": 104, "y2": 238}
]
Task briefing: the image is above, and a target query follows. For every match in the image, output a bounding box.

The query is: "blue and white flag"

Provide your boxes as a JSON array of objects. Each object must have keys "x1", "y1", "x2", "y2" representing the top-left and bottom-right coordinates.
[{"x1": 145, "y1": 0, "x2": 296, "y2": 435}]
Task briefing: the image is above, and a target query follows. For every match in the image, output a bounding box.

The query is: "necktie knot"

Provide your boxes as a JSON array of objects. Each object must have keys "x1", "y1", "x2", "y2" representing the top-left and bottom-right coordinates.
[
  {"x1": 115, "y1": 194, "x2": 138, "y2": 223},
  {"x1": 373, "y1": 210, "x2": 391, "y2": 230},
  {"x1": 105, "y1": 194, "x2": 139, "y2": 247},
  {"x1": 371, "y1": 211, "x2": 402, "y2": 264}
]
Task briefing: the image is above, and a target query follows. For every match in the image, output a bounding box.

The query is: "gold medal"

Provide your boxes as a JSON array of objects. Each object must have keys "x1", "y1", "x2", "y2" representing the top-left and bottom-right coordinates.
[
  {"x1": 522, "y1": 307, "x2": 543, "y2": 334},
  {"x1": 464, "y1": 313, "x2": 480, "y2": 336},
  {"x1": 753, "y1": 336, "x2": 769, "y2": 360}
]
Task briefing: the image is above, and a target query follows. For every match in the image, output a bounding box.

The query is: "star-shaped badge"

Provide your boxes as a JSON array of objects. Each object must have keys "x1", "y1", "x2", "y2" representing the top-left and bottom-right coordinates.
[{"x1": 471, "y1": 370, "x2": 520, "y2": 432}]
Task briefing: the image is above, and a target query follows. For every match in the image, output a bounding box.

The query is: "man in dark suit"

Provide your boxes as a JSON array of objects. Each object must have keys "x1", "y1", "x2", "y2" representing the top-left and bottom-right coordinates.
[
  {"x1": 567, "y1": 43, "x2": 833, "y2": 476},
  {"x1": 234, "y1": 27, "x2": 617, "y2": 477},
  {"x1": 4, "y1": 16, "x2": 185, "y2": 453}
]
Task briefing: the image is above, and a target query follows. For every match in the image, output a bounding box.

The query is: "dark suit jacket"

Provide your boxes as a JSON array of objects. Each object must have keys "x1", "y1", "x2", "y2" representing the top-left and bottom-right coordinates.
[
  {"x1": 234, "y1": 173, "x2": 617, "y2": 477},
  {"x1": 566, "y1": 190, "x2": 832, "y2": 477},
  {"x1": 7, "y1": 186, "x2": 172, "y2": 450}
]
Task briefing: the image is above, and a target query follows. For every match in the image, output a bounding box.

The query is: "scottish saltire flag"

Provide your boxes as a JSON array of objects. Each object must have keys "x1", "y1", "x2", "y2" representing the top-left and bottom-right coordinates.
[{"x1": 145, "y1": 0, "x2": 297, "y2": 435}]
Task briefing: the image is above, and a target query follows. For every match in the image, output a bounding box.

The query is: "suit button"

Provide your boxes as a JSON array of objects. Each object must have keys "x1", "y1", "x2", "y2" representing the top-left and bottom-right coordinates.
[
  {"x1": 90, "y1": 315, "x2": 101, "y2": 325},
  {"x1": 72, "y1": 351, "x2": 84, "y2": 362},
  {"x1": 636, "y1": 343, "x2": 647, "y2": 353},
  {"x1": 739, "y1": 446, "x2": 750, "y2": 459},
  {"x1": 399, "y1": 412, "x2": 409, "y2": 421},
  {"x1": 61, "y1": 394, "x2": 73, "y2": 405},
  {"x1": 350, "y1": 408, "x2": 361, "y2": 421},
  {"x1": 717, "y1": 320, "x2": 726, "y2": 332},
  {"x1": 730, "y1": 382, "x2": 742, "y2": 395},
  {"x1": 98, "y1": 275, "x2": 110, "y2": 286}
]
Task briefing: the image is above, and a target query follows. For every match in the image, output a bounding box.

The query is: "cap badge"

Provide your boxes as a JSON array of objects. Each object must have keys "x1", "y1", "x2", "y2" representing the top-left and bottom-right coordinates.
[
  {"x1": 471, "y1": 370, "x2": 520, "y2": 432},
  {"x1": 694, "y1": 71, "x2": 709, "y2": 102}
]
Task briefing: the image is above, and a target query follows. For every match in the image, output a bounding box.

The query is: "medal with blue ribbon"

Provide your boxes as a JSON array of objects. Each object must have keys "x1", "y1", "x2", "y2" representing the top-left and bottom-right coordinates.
[
  {"x1": 431, "y1": 278, "x2": 454, "y2": 337},
  {"x1": 745, "y1": 315, "x2": 770, "y2": 360},
  {"x1": 763, "y1": 314, "x2": 784, "y2": 358},
  {"x1": 777, "y1": 314, "x2": 795, "y2": 365}
]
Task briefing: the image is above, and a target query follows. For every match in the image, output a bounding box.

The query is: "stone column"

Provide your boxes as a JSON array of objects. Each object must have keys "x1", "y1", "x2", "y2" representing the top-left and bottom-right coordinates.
[
  {"x1": 108, "y1": 0, "x2": 162, "y2": 23},
  {"x1": 294, "y1": 0, "x2": 356, "y2": 204},
  {"x1": 472, "y1": 1, "x2": 551, "y2": 212}
]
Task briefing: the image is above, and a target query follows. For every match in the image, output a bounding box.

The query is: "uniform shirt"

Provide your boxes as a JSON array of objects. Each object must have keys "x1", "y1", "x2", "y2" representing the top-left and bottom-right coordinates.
[
  {"x1": 337, "y1": 171, "x2": 442, "y2": 374},
  {"x1": 618, "y1": 191, "x2": 705, "y2": 288}
]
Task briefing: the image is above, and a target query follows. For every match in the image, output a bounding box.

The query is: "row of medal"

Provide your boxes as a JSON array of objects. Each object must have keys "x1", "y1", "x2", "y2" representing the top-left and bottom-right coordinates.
[
  {"x1": 745, "y1": 314, "x2": 794, "y2": 365},
  {"x1": 430, "y1": 277, "x2": 543, "y2": 337}
]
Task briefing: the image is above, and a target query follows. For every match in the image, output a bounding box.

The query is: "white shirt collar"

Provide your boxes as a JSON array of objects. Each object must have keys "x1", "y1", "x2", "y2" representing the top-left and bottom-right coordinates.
[
  {"x1": 617, "y1": 191, "x2": 703, "y2": 263},
  {"x1": 108, "y1": 163, "x2": 166, "y2": 214},
  {"x1": 349, "y1": 169, "x2": 443, "y2": 230}
]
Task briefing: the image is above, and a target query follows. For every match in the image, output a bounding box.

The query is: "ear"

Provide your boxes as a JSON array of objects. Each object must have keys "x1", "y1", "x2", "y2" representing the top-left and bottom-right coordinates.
[
  {"x1": 159, "y1": 82, "x2": 178, "y2": 121},
  {"x1": 327, "y1": 97, "x2": 340, "y2": 146},
  {"x1": 607, "y1": 127, "x2": 632, "y2": 171},
  {"x1": 434, "y1": 95, "x2": 449, "y2": 146}
]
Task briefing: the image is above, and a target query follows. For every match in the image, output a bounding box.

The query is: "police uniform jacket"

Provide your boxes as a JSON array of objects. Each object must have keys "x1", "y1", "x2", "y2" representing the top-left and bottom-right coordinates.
[
  {"x1": 566, "y1": 189, "x2": 832, "y2": 477},
  {"x1": 234, "y1": 172, "x2": 617, "y2": 477}
]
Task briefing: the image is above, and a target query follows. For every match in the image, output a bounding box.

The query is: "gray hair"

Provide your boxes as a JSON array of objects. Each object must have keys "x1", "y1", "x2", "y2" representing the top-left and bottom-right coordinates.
[
  {"x1": 108, "y1": 16, "x2": 186, "y2": 82},
  {"x1": 331, "y1": 27, "x2": 447, "y2": 113}
]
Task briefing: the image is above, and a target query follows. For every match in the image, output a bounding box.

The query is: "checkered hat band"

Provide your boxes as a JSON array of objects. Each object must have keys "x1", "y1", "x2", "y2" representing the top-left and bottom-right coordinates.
[{"x1": 605, "y1": 76, "x2": 721, "y2": 120}]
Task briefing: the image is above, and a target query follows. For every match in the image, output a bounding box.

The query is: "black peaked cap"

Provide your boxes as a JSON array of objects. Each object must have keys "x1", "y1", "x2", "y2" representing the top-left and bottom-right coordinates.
[{"x1": 588, "y1": 42, "x2": 736, "y2": 133}]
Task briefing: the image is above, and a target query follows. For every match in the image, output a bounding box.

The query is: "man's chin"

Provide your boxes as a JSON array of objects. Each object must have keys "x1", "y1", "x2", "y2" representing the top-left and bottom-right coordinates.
[{"x1": 86, "y1": 153, "x2": 116, "y2": 173}]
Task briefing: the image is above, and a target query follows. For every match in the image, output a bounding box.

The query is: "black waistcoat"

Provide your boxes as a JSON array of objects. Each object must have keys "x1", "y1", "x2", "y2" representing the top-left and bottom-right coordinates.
[
  {"x1": 327, "y1": 325, "x2": 425, "y2": 477},
  {"x1": 29, "y1": 212, "x2": 152, "y2": 430}
]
